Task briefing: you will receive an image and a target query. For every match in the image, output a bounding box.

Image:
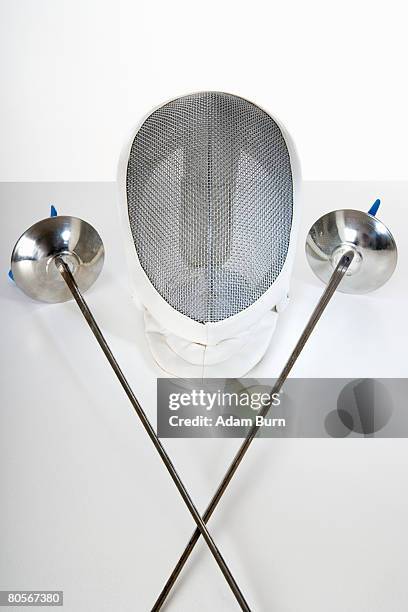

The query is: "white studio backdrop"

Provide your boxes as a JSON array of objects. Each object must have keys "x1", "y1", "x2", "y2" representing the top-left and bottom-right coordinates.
[
  {"x1": 0, "y1": 0, "x2": 408, "y2": 183},
  {"x1": 1, "y1": 181, "x2": 407, "y2": 612}
]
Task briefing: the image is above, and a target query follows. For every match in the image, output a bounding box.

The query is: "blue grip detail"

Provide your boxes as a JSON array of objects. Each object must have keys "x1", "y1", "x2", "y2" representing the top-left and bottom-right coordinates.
[
  {"x1": 368, "y1": 199, "x2": 381, "y2": 217},
  {"x1": 8, "y1": 269, "x2": 14, "y2": 281}
]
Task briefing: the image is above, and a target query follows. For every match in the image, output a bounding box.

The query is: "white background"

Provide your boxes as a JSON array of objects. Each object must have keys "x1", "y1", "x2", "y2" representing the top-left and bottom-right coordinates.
[
  {"x1": 1, "y1": 2, "x2": 408, "y2": 611},
  {"x1": 1, "y1": 0, "x2": 408, "y2": 182},
  {"x1": 1, "y1": 181, "x2": 407, "y2": 611}
]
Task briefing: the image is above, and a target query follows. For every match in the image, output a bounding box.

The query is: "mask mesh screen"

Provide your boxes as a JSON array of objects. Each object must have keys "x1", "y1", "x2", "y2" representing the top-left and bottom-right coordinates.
[{"x1": 126, "y1": 92, "x2": 293, "y2": 323}]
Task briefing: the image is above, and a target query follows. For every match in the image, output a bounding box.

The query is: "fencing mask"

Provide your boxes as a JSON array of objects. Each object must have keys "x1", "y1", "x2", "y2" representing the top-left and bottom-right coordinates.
[{"x1": 118, "y1": 92, "x2": 301, "y2": 377}]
